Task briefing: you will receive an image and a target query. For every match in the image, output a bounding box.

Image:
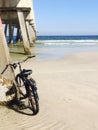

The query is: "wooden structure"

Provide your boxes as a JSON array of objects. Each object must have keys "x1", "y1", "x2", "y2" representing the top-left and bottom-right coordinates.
[
  {"x1": 0, "y1": 17, "x2": 14, "y2": 80},
  {"x1": 0, "y1": 0, "x2": 36, "y2": 80},
  {"x1": 0, "y1": 0, "x2": 36, "y2": 54}
]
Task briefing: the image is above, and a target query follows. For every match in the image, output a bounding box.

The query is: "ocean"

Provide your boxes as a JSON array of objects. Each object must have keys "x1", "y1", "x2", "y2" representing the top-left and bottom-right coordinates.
[
  {"x1": 7, "y1": 35, "x2": 98, "y2": 61},
  {"x1": 33, "y1": 35, "x2": 98, "y2": 60}
]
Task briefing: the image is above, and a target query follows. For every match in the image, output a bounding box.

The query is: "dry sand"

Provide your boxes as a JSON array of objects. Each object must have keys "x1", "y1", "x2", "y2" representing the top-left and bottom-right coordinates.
[{"x1": 0, "y1": 51, "x2": 98, "y2": 130}]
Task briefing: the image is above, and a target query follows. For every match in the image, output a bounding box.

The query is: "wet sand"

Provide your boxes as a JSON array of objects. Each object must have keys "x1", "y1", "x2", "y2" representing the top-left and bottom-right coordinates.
[{"x1": 0, "y1": 51, "x2": 98, "y2": 130}]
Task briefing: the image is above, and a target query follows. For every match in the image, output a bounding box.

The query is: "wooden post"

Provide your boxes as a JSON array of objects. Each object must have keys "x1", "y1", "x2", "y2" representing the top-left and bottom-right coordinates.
[
  {"x1": 17, "y1": 10, "x2": 32, "y2": 55},
  {"x1": 16, "y1": 27, "x2": 21, "y2": 42},
  {"x1": 4, "y1": 24, "x2": 8, "y2": 36},
  {"x1": 8, "y1": 23, "x2": 14, "y2": 45},
  {"x1": 26, "y1": 21, "x2": 34, "y2": 47},
  {"x1": 0, "y1": 17, "x2": 14, "y2": 80},
  {"x1": 30, "y1": 25, "x2": 36, "y2": 42}
]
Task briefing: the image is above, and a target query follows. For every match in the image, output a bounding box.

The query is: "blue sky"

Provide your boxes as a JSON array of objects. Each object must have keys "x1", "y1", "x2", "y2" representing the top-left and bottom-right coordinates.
[{"x1": 33, "y1": 0, "x2": 98, "y2": 35}]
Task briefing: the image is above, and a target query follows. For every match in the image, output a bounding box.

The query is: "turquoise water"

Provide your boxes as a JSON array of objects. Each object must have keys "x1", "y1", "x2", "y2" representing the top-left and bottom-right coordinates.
[
  {"x1": 9, "y1": 35, "x2": 98, "y2": 61},
  {"x1": 33, "y1": 38, "x2": 98, "y2": 61}
]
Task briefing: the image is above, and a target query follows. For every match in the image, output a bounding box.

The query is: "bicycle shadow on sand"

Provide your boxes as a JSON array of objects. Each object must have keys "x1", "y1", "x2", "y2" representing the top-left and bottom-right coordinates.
[{"x1": 6, "y1": 99, "x2": 36, "y2": 116}]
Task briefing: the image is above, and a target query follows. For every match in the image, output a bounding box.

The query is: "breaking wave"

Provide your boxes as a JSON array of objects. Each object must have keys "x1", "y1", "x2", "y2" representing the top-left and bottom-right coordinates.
[{"x1": 36, "y1": 40, "x2": 98, "y2": 46}]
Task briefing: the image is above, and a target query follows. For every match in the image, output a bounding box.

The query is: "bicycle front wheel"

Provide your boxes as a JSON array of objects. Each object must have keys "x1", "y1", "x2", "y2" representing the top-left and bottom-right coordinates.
[{"x1": 28, "y1": 78, "x2": 39, "y2": 115}]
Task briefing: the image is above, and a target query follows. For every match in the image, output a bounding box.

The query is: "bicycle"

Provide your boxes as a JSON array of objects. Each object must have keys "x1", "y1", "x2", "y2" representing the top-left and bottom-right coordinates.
[{"x1": 1, "y1": 56, "x2": 39, "y2": 115}]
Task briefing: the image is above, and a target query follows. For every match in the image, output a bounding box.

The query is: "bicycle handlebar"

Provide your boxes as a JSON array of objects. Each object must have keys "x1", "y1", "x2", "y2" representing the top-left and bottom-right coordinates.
[
  {"x1": 12, "y1": 55, "x2": 36, "y2": 64},
  {"x1": 1, "y1": 55, "x2": 35, "y2": 74},
  {"x1": 22, "y1": 55, "x2": 35, "y2": 63}
]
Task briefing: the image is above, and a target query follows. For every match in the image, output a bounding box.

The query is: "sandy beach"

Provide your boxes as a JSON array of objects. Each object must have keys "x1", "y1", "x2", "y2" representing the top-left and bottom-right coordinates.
[{"x1": 0, "y1": 50, "x2": 98, "y2": 130}]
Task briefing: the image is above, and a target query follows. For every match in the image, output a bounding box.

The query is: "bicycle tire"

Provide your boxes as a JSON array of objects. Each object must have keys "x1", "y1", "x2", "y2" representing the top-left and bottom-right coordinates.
[
  {"x1": 28, "y1": 78, "x2": 39, "y2": 115},
  {"x1": 16, "y1": 76, "x2": 39, "y2": 115}
]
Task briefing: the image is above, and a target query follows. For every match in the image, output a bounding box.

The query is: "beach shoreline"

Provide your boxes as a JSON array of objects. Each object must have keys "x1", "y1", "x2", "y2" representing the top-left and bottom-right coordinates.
[{"x1": 0, "y1": 50, "x2": 98, "y2": 130}]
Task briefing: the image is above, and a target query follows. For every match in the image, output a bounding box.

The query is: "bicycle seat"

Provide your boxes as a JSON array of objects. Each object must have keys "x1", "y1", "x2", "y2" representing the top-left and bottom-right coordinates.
[{"x1": 21, "y1": 69, "x2": 32, "y2": 76}]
